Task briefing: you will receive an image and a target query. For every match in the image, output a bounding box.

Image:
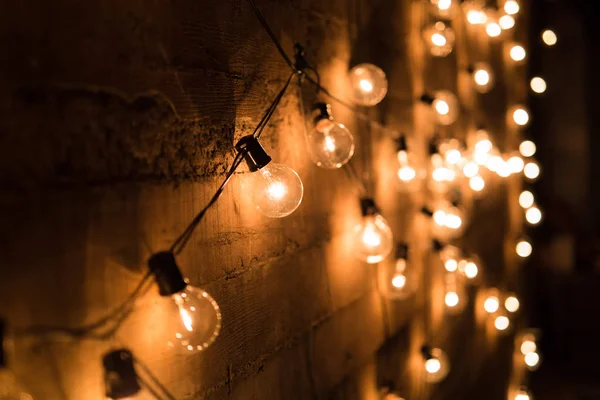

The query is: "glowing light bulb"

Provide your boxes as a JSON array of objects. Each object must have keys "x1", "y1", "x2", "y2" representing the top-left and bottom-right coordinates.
[
  {"x1": 525, "y1": 352, "x2": 540, "y2": 368},
  {"x1": 486, "y1": 155, "x2": 503, "y2": 172},
  {"x1": 516, "y1": 239, "x2": 532, "y2": 258},
  {"x1": 431, "y1": 0, "x2": 452, "y2": 12},
  {"x1": 470, "y1": 176, "x2": 485, "y2": 192},
  {"x1": 511, "y1": 106, "x2": 530, "y2": 126},
  {"x1": 526, "y1": 206, "x2": 542, "y2": 225},
  {"x1": 388, "y1": 244, "x2": 413, "y2": 298},
  {"x1": 484, "y1": 295, "x2": 500, "y2": 313},
  {"x1": 353, "y1": 199, "x2": 394, "y2": 264},
  {"x1": 471, "y1": 62, "x2": 494, "y2": 93},
  {"x1": 422, "y1": 347, "x2": 450, "y2": 382},
  {"x1": 499, "y1": 14, "x2": 515, "y2": 30},
  {"x1": 424, "y1": 22, "x2": 456, "y2": 57},
  {"x1": 505, "y1": 295, "x2": 520, "y2": 313},
  {"x1": 530, "y1": 77, "x2": 547, "y2": 94},
  {"x1": 445, "y1": 291, "x2": 460, "y2": 307},
  {"x1": 497, "y1": 160, "x2": 512, "y2": 178},
  {"x1": 510, "y1": 44, "x2": 527, "y2": 62},
  {"x1": 348, "y1": 64, "x2": 388, "y2": 106},
  {"x1": 542, "y1": 29, "x2": 557, "y2": 46},
  {"x1": 463, "y1": 161, "x2": 479, "y2": 178},
  {"x1": 495, "y1": 315, "x2": 510, "y2": 331},
  {"x1": 391, "y1": 273, "x2": 406, "y2": 289},
  {"x1": 463, "y1": 261, "x2": 479, "y2": 279},
  {"x1": 463, "y1": 1, "x2": 487, "y2": 24},
  {"x1": 515, "y1": 389, "x2": 532, "y2": 400},
  {"x1": 249, "y1": 163, "x2": 303, "y2": 218},
  {"x1": 397, "y1": 151, "x2": 416, "y2": 181},
  {"x1": 519, "y1": 140, "x2": 536, "y2": 157},
  {"x1": 486, "y1": 21, "x2": 502, "y2": 37},
  {"x1": 445, "y1": 259, "x2": 458, "y2": 272},
  {"x1": 422, "y1": 91, "x2": 459, "y2": 125},
  {"x1": 445, "y1": 150, "x2": 462, "y2": 165},
  {"x1": 437, "y1": 243, "x2": 461, "y2": 272},
  {"x1": 524, "y1": 161, "x2": 540, "y2": 180},
  {"x1": 508, "y1": 155, "x2": 525, "y2": 173},
  {"x1": 430, "y1": 149, "x2": 455, "y2": 185},
  {"x1": 521, "y1": 340, "x2": 537, "y2": 355},
  {"x1": 308, "y1": 103, "x2": 355, "y2": 168},
  {"x1": 504, "y1": 0, "x2": 520, "y2": 15}
]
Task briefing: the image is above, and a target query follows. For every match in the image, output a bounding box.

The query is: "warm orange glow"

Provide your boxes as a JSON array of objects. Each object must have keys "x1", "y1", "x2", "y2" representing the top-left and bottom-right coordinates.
[
  {"x1": 526, "y1": 206, "x2": 542, "y2": 225},
  {"x1": 486, "y1": 21, "x2": 502, "y2": 37},
  {"x1": 520, "y1": 340, "x2": 537, "y2": 355},
  {"x1": 504, "y1": 0, "x2": 520, "y2": 15},
  {"x1": 542, "y1": 29, "x2": 557, "y2": 46},
  {"x1": 510, "y1": 45, "x2": 526, "y2": 62},
  {"x1": 469, "y1": 176, "x2": 485, "y2": 192},
  {"x1": 525, "y1": 351, "x2": 540, "y2": 368},
  {"x1": 495, "y1": 315, "x2": 510, "y2": 331},
  {"x1": 425, "y1": 358, "x2": 442, "y2": 373},
  {"x1": 499, "y1": 14, "x2": 515, "y2": 29},
  {"x1": 516, "y1": 239, "x2": 532, "y2": 258},
  {"x1": 505, "y1": 296, "x2": 520, "y2": 313},
  {"x1": 512, "y1": 107, "x2": 530, "y2": 126},
  {"x1": 524, "y1": 162, "x2": 540, "y2": 179},
  {"x1": 484, "y1": 296, "x2": 500, "y2": 313},
  {"x1": 519, "y1": 140, "x2": 536, "y2": 157}
]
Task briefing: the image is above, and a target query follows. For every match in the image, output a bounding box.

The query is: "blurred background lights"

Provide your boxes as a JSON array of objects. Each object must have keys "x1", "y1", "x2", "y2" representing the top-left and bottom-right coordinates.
[
  {"x1": 542, "y1": 29, "x2": 557, "y2": 46},
  {"x1": 530, "y1": 77, "x2": 547, "y2": 93}
]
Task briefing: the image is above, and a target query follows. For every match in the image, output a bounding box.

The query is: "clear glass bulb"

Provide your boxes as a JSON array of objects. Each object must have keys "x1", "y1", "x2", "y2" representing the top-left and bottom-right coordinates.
[
  {"x1": 530, "y1": 77, "x2": 547, "y2": 94},
  {"x1": 463, "y1": 1, "x2": 487, "y2": 25},
  {"x1": 511, "y1": 105, "x2": 530, "y2": 126},
  {"x1": 423, "y1": 348, "x2": 450, "y2": 382},
  {"x1": 526, "y1": 206, "x2": 542, "y2": 225},
  {"x1": 519, "y1": 140, "x2": 536, "y2": 157},
  {"x1": 397, "y1": 150, "x2": 417, "y2": 182},
  {"x1": 459, "y1": 258, "x2": 479, "y2": 280},
  {"x1": 431, "y1": 91, "x2": 459, "y2": 125},
  {"x1": 510, "y1": 44, "x2": 527, "y2": 62},
  {"x1": 386, "y1": 257, "x2": 414, "y2": 299},
  {"x1": 495, "y1": 315, "x2": 510, "y2": 331},
  {"x1": 516, "y1": 239, "x2": 532, "y2": 258},
  {"x1": 308, "y1": 118, "x2": 355, "y2": 169},
  {"x1": 166, "y1": 286, "x2": 222, "y2": 353},
  {"x1": 439, "y1": 244, "x2": 461, "y2": 272},
  {"x1": 505, "y1": 295, "x2": 520, "y2": 313},
  {"x1": 515, "y1": 389, "x2": 533, "y2": 400},
  {"x1": 424, "y1": 22, "x2": 456, "y2": 57},
  {"x1": 432, "y1": 201, "x2": 465, "y2": 238},
  {"x1": 524, "y1": 161, "x2": 540, "y2": 180},
  {"x1": 499, "y1": 14, "x2": 515, "y2": 30},
  {"x1": 472, "y1": 62, "x2": 494, "y2": 93},
  {"x1": 249, "y1": 163, "x2": 303, "y2": 218},
  {"x1": 484, "y1": 295, "x2": 500, "y2": 313},
  {"x1": 348, "y1": 64, "x2": 388, "y2": 106},
  {"x1": 504, "y1": 0, "x2": 520, "y2": 15},
  {"x1": 0, "y1": 368, "x2": 33, "y2": 400},
  {"x1": 542, "y1": 29, "x2": 557, "y2": 46},
  {"x1": 352, "y1": 215, "x2": 394, "y2": 264}
]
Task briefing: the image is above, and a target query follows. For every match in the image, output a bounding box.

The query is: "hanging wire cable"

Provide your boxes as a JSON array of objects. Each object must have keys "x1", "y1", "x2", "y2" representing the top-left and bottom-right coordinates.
[{"x1": 134, "y1": 357, "x2": 178, "y2": 400}]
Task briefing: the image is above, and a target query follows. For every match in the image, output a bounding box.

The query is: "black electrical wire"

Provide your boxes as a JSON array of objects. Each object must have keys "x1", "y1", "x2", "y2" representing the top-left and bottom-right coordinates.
[{"x1": 134, "y1": 357, "x2": 178, "y2": 400}]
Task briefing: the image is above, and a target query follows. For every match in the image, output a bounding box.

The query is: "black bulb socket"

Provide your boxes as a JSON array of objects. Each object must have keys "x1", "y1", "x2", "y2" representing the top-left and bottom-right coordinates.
[
  {"x1": 395, "y1": 135, "x2": 408, "y2": 152},
  {"x1": 148, "y1": 251, "x2": 187, "y2": 297},
  {"x1": 428, "y1": 140, "x2": 439, "y2": 156},
  {"x1": 421, "y1": 345, "x2": 433, "y2": 360},
  {"x1": 103, "y1": 349, "x2": 141, "y2": 399},
  {"x1": 395, "y1": 243, "x2": 409, "y2": 260},
  {"x1": 421, "y1": 207, "x2": 434, "y2": 217},
  {"x1": 420, "y1": 93, "x2": 435, "y2": 105},
  {"x1": 360, "y1": 198, "x2": 379, "y2": 217},
  {"x1": 235, "y1": 135, "x2": 272, "y2": 172},
  {"x1": 432, "y1": 239, "x2": 445, "y2": 252}
]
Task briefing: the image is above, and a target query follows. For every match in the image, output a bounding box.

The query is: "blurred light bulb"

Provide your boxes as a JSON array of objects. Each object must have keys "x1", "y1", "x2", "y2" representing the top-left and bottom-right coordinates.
[
  {"x1": 499, "y1": 14, "x2": 515, "y2": 30},
  {"x1": 504, "y1": 0, "x2": 520, "y2": 15},
  {"x1": 353, "y1": 199, "x2": 394, "y2": 264},
  {"x1": 463, "y1": 161, "x2": 479, "y2": 178},
  {"x1": 437, "y1": 243, "x2": 461, "y2": 272},
  {"x1": 497, "y1": 160, "x2": 512, "y2": 178},
  {"x1": 525, "y1": 352, "x2": 540, "y2": 368},
  {"x1": 433, "y1": 0, "x2": 452, "y2": 11},
  {"x1": 432, "y1": 201, "x2": 464, "y2": 232},
  {"x1": 484, "y1": 295, "x2": 500, "y2": 313},
  {"x1": 392, "y1": 256, "x2": 408, "y2": 289},
  {"x1": 424, "y1": 22, "x2": 456, "y2": 57},
  {"x1": 471, "y1": 62, "x2": 494, "y2": 93},
  {"x1": 422, "y1": 347, "x2": 450, "y2": 382},
  {"x1": 425, "y1": 358, "x2": 441, "y2": 373},
  {"x1": 515, "y1": 389, "x2": 532, "y2": 400},
  {"x1": 470, "y1": 176, "x2": 485, "y2": 192},
  {"x1": 524, "y1": 162, "x2": 540, "y2": 180},
  {"x1": 486, "y1": 21, "x2": 502, "y2": 37},
  {"x1": 505, "y1": 295, "x2": 520, "y2": 313},
  {"x1": 530, "y1": 77, "x2": 547, "y2": 94},
  {"x1": 430, "y1": 150, "x2": 454, "y2": 184},
  {"x1": 463, "y1": 261, "x2": 479, "y2": 279},
  {"x1": 398, "y1": 155, "x2": 417, "y2": 182},
  {"x1": 542, "y1": 29, "x2": 557, "y2": 46},
  {"x1": 526, "y1": 206, "x2": 542, "y2": 225},
  {"x1": 486, "y1": 155, "x2": 503, "y2": 172},
  {"x1": 508, "y1": 156, "x2": 525, "y2": 173},
  {"x1": 495, "y1": 315, "x2": 510, "y2": 331},
  {"x1": 309, "y1": 103, "x2": 355, "y2": 169},
  {"x1": 423, "y1": 91, "x2": 459, "y2": 125},
  {"x1": 463, "y1": 1, "x2": 487, "y2": 24},
  {"x1": 519, "y1": 140, "x2": 537, "y2": 157},
  {"x1": 520, "y1": 340, "x2": 537, "y2": 355},
  {"x1": 445, "y1": 149, "x2": 462, "y2": 165},
  {"x1": 512, "y1": 106, "x2": 530, "y2": 126},
  {"x1": 348, "y1": 64, "x2": 388, "y2": 106},
  {"x1": 510, "y1": 44, "x2": 527, "y2": 62},
  {"x1": 516, "y1": 239, "x2": 532, "y2": 258},
  {"x1": 445, "y1": 291, "x2": 460, "y2": 307}
]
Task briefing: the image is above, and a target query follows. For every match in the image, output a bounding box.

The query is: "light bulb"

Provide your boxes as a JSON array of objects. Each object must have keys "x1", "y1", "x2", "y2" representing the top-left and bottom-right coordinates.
[
  {"x1": 433, "y1": 201, "x2": 464, "y2": 231},
  {"x1": 499, "y1": 14, "x2": 515, "y2": 30},
  {"x1": 510, "y1": 44, "x2": 527, "y2": 62},
  {"x1": 519, "y1": 140, "x2": 537, "y2": 157},
  {"x1": 508, "y1": 155, "x2": 525, "y2": 173},
  {"x1": 486, "y1": 154, "x2": 503, "y2": 172},
  {"x1": 444, "y1": 271, "x2": 466, "y2": 312},
  {"x1": 495, "y1": 315, "x2": 510, "y2": 331},
  {"x1": 524, "y1": 161, "x2": 540, "y2": 180},
  {"x1": 515, "y1": 389, "x2": 532, "y2": 400},
  {"x1": 429, "y1": 143, "x2": 456, "y2": 189},
  {"x1": 445, "y1": 291, "x2": 459, "y2": 308},
  {"x1": 463, "y1": 161, "x2": 479, "y2": 178},
  {"x1": 470, "y1": 175, "x2": 485, "y2": 192},
  {"x1": 422, "y1": 91, "x2": 459, "y2": 125},
  {"x1": 148, "y1": 252, "x2": 222, "y2": 353},
  {"x1": 516, "y1": 239, "x2": 532, "y2": 258},
  {"x1": 470, "y1": 129, "x2": 494, "y2": 160},
  {"x1": 530, "y1": 77, "x2": 547, "y2": 94},
  {"x1": 521, "y1": 340, "x2": 537, "y2": 355},
  {"x1": 497, "y1": 160, "x2": 512, "y2": 178},
  {"x1": 352, "y1": 199, "x2": 394, "y2": 264},
  {"x1": 471, "y1": 63, "x2": 495, "y2": 93},
  {"x1": 422, "y1": 347, "x2": 450, "y2": 382},
  {"x1": 387, "y1": 244, "x2": 414, "y2": 298},
  {"x1": 484, "y1": 295, "x2": 500, "y2": 313},
  {"x1": 462, "y1": 260, "x2": 479, "y2": 279},
  {"x1": 504, "y1": 0, "x2": 520, "y2": 15},
  {"x1": 462, "y1": 1, "x2": 487, "y2": 24},
  {"x1": 519, "y1": 190, "x2": 535, "y2": 209},
  {"x1": 525, "y1": 351, "x2": 540, "y2": 368},
  {"x1": 348, "y1": 64, "x2": 388, "y2": 106},
  {"x1": 526, "y1": 206, "x2": 542, "y2": 225},
  {"x1": 505, "y1": 295, "x2": 520, "y2": 313},
  {"x1": 308, "y1": 103, "x2": 355, "y2": 168},
  {"x1": 511, "y1": 106, "x2": 530, "y2": 126},
  {"x1": 486, "y1": 21, "x2": 502, "y2": 38},
  {"x1": 435, "y1": 242, "x2": 461, "y2": 272},
  {"x1": 395, "y1": 136, "x2": 422, "y2": 187},
  {"x1": 542, "y1": 29, "x2": 557, "y2": 46},
  {"x1": 424, "y1": 22, "x2": 456, "y2": 57}
]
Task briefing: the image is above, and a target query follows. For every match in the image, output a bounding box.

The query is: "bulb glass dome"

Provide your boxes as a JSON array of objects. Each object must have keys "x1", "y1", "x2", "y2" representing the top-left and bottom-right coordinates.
[
  {"x1": 505, "y1": 295, "x2": 520, "y2": 313},
  {"x1": 249, "y1": 163, "x2": 303, "y2": 218},
  {"x1": 348, "y1": 64, "x2": 389, "y2": 106},
  {"x1": 484, "y1": 295, "x2": 500, "y2": 313},
  {"x1": 486, "y1": 20, "x2": 502, "y2": 37},
  {"x1": 308, "y1": 118, "x2": 355, "y2": 168},
  {"x1": 499, "y1": 14, "x2": 515, "y2": 30},
  {"x1": 423, "y1": 348, "x2": 450, "y2": 382},
  {"x1": 431, "y1": 90, "x2": 459, "y2": 125},
  {"x1": 510, "y1": 44, "x2": 527, "y2": 62},
  {"x1": 524, "y1": 162, "x2": 540, "y2": 180},
  {"x1": 525, "y1": 352, "x2": 540, "y2": 368},
  {"x1": 424, "y1": 22, "x2": 456, "y2": 57},
  {"x1": 542, "y1": 29, "x2": 557, "y2": 46},
  {"x1": 352, "y1": 215, "x2": 394, "y2": 264},
  {"x1": 530, "y1": 77, "x2": 547, "y2": 94},
  {"x1": 516, "y1": 239, "x2": 532, "y2": 258},
  {"x1": 526, "y1": 206, "x2": 542, "y2": 225},
  {"x1": 519, "y1": 140, "x2": 536, "y2": 157},
  {"x1": 472, "y1": 62, "x2": 494, "y2": 93}
]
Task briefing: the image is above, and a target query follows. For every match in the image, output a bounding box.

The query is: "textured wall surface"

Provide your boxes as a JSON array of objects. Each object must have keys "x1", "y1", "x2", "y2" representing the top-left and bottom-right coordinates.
[{"x1": 0, "y1": 0, "x2": 529, "y2": 399}]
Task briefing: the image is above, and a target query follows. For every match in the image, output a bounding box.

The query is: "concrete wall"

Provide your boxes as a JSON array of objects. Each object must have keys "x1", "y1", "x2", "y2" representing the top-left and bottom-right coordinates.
[{"x1": 0, "y1": 0, "x2": 529, "y2": 398}]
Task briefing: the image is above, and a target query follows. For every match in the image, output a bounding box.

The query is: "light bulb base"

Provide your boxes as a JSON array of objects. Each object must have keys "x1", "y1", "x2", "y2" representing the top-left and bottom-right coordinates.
[
  {"x1": 103, "y1": 349, "x2": 141, "y2": 399},
  {"x1": 312, "y1": 102, "x2": 333, "y2": 126},
  {"x1": 467, "y1": 65, "x2": 475, "y2": 74},
  {"x1": 428, "y1": 140, "x2": 439, "y2": 156},
  {"x1": 421, "y1": 207, "x2": 434, "y2": 217},
  {"x1": 421, "y1": 345, "x2": 433, "y2": 359},
  {"x1": 396, "y1": 243, "x2": 409, "y2": 260},
  {"x1": 395, "y1": 135, "x2": 408, "y2": 152},
  {"x1": 420, "y1": 93, "x2": 435, "y2": 105},
  {"x1": 360, "y1": 197, "x2": 379, "y2": 216},
  {"x1": 432, "y1": 239, "x2": 444, "y2": 252},
  {"x1": 235, "y1": 135, "x2": 272, "y2": 172},
  {"x1": 148, "y1": 251, "x2": 188, "y2": 296}
]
